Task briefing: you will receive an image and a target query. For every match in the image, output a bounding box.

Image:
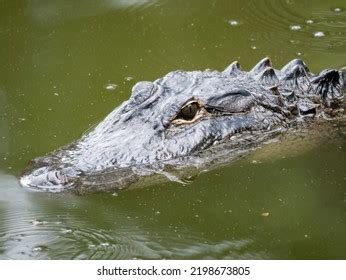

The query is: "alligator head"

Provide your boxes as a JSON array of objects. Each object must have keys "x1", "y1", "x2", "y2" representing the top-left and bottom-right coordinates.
[{"x1": 20, "y1": 58, "x2": 344, "y2": 192}]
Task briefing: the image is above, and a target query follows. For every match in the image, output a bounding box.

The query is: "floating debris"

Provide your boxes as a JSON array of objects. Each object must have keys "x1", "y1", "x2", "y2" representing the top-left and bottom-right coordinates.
[
  {"x1": 228, "y1": 20, "x2": 239, "y2": 26},
  {"x1": 30, "y1": 219, "x2": 46, "y2": 226},
  {"x1": 261, "y1": 212, "x2": 270, "y2": 217},
  {"x1": 333, "y1": 7, "x2": 342, "y2": 13},
  {"x1": 251, "y1": 46, "x2": 257, "y2": 50},
  {"x1": 314, "y1": 31, "x2": 325, "y2": 38},
  {"x1": 290, "y1": 25, "x2": 301, "y2": 31},
  {"x1": 61, "y1": 228, "x2": 73, "y2": 234},
  {"x1": 306, "y1": 19, "x2": 314, "y2": 24},
  {"x1": 32, "y1": 245, "x2": 48, "y2": 252},
  {"x1": 124, "y1": 76, "x2": 133, "y2": 81},
  {"x1": 104, "y1": 83, "x2": 117, "y2": 91}
]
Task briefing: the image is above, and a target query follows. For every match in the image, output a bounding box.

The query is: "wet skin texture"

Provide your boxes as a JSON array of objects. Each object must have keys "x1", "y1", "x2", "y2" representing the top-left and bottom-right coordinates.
[{"x1": 20, "y1": 58, "x2": 345, "y2": 192}]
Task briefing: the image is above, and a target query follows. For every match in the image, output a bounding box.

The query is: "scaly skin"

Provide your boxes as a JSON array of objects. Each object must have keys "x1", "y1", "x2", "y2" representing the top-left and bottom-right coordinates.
[{"x1": 20, "y1": 57, "x2": 345, "y2": 192}]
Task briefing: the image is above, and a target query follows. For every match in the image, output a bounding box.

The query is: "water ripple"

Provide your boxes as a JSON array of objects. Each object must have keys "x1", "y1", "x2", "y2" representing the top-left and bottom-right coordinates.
[{"x1": 239, "y1": 0, "x2": 346, "y2": 53}]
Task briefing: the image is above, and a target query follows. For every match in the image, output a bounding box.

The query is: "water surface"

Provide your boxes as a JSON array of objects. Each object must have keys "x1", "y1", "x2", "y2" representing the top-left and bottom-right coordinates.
[{"x1": 0, "y1": 0, "x2": 345, "y2": 259}]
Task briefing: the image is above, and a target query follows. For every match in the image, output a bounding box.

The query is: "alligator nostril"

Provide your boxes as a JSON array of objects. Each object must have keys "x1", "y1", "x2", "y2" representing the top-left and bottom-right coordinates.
[{"x1": 20, "y1": 167, "x2": 70, "y2": 191}]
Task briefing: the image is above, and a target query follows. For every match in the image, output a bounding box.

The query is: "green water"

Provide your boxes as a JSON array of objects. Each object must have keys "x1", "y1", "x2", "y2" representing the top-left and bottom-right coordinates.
[{"x1": 0, "y1": 0, "x2": 345, "y2": 259}]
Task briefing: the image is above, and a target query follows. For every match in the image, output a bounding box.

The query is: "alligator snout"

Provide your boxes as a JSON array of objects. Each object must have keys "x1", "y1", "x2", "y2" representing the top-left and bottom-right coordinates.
[{"x1": 20, "y1": 166, "x2": 78, "y2": 192}]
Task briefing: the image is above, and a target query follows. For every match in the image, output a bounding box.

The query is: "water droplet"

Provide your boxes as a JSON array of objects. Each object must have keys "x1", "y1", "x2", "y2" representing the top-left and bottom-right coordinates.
[
  {"x1": 306, "y1": 19, "x2": 314, "y2": 24},
  {"x1": 104, "y1": 83, "x2": 117, "y2": 91},
  {"x1": 290, "y1": 25, "x2": 301, "y2": 31},
  {"x1": 314, "y1": 31, "x2": 325, "y2": 38},
  {"x1": 228, "y1": 20, "x2": 239, "y2": 26}
]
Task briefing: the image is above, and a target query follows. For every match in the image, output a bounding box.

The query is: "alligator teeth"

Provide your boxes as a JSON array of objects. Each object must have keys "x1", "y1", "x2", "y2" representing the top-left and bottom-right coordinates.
[
  {"x1": 281, "y1": 58, "x2": 310, "y2": 75},
  {"x1": 223, "y1": 61, "x2": 241, "y2": 75},
  {"x1": 255, "y1": 67, "x2": 279, "y2": 87},
  {"x1": 249, "y1": 57, "x2": 272, "y2": 75}
]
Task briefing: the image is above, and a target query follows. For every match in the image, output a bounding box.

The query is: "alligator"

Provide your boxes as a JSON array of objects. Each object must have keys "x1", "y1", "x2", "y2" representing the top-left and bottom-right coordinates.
[{"x1": 20, "y1": 57, "x2": 345, "y2": 193}]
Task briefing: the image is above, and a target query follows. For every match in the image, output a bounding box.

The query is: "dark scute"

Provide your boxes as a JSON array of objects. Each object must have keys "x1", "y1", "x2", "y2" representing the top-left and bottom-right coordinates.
[
  {"x1": 256, "y1": 67, "x2": 279, "y2": 86},
  {"x1": 281, "y1": 58, "x2": 310, "y2": 74},
  {"x1": 223, "y1": 61, "x2": 242, "y2": 75},
  {"x1": 249, "y1": 57, "x2": 272, "y2": 75},
  {"x1": 311, "y1": 69, "x2": 341, "y2": 100}
]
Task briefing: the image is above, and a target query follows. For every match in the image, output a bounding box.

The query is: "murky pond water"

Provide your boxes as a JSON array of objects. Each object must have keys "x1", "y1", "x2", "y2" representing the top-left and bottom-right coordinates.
[{"x1": 0, "y1": 0, "x2": 345, "y2": 259}]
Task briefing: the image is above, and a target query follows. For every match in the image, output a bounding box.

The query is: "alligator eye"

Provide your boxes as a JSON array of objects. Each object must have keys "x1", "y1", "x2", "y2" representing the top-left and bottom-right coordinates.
[{"x1": 179, "y1": 102, "x2": 199, "y2": 120}]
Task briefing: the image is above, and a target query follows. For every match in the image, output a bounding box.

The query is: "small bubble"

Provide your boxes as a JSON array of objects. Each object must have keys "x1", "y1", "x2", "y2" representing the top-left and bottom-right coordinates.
[
  {"x1": 228, "y1": 20, "x2": 239, "y2": 26},
  {"x1": 314, "y1": 31, "x2": 325, "y2": 38},
  {"x1": 104, "y1": 83, "x2": 117, "y2": 91},
  {"x1": 306, "y1": 19, "x2": 314, "y2": 24},
  {"x1": 290, "y1": 25, "x2": 301, "y2": 31}
]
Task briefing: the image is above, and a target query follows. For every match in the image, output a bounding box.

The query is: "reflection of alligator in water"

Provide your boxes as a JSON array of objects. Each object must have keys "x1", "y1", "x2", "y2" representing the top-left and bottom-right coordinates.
[{"x1": 20, "y1": 58, "x2": 345, "y2": 193}]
